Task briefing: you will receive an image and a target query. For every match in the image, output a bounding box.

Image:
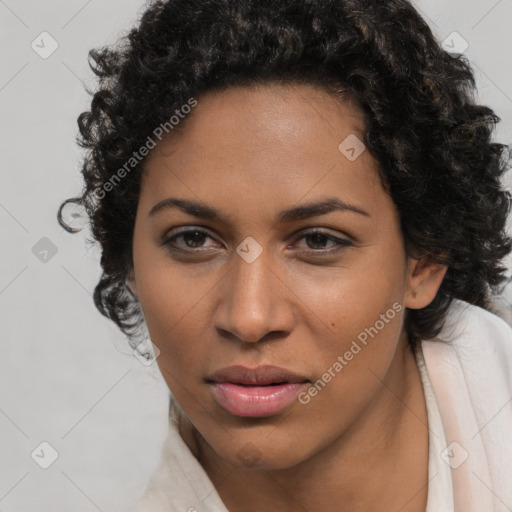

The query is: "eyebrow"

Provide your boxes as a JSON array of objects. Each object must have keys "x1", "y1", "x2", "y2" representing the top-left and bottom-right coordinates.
[{"x1": 148, "y1": 196, "x2": 370, "y2": 222}]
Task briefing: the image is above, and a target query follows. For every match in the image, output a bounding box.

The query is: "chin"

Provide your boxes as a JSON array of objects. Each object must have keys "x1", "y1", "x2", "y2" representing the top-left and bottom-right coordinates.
[{"x1": 206, "y1": 432, "x2": 314, "y2": 471}]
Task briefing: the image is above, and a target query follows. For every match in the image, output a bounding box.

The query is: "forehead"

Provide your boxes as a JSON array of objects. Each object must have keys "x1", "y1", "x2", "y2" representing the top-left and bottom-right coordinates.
[
  {"x1": 139, "y1": 83, "x2": 392, "y2": 224},
  {"x1": 189, "y1": 82, "x2": 367, "y2": 138},
  {"x1": 158, "y1": 83, "x2": 368, "y2": 154}
]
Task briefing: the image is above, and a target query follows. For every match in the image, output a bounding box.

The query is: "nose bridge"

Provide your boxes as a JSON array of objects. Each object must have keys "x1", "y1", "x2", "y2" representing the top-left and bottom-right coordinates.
[
  {"x1": 215, "y1": 246, "x2": 291, "y2": 343},
  {"x1": 235, "y1": 252, "x2": 272, "y2": 303}
]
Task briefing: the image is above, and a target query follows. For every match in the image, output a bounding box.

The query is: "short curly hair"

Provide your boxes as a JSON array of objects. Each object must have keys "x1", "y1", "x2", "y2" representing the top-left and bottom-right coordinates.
[{"x1": 58, "y1": 0, "x2": 512, "y2": 347}]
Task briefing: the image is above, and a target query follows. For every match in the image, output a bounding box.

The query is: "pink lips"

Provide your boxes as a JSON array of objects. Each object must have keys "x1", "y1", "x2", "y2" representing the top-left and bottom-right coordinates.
[{"x1": 207, "y1": 365, "x2": 308, "y2": 417}]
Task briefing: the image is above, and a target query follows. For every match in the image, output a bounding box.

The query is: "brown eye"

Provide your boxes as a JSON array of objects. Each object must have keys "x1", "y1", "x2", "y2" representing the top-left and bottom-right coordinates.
[
  {"x1": 304, "y1": 232, "x2": 336, "y2": 249},
  {"x1": 294, "y1": 229, "x2": 353, "y2": 253},
  {"x1": 179, "y1": 230, "x2": 209, "y2": 248},
  {"x1": 162, "y1": 228, "x2": 220, "y2": 251}
]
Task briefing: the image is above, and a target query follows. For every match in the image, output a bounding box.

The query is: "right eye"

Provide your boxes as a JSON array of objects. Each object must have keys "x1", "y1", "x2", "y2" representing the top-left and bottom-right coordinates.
[{"x1": 161, "y1": 227, "x2": 221, "y2": 251}]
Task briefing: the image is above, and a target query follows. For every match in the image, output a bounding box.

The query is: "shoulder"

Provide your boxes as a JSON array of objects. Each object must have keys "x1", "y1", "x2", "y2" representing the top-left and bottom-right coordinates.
[
  {"x1": 419, "y1": 299, "x2": 512, "y2": 506},
  {"x1": 423, "y1": 299, "x2": 512, "y2": 383}
]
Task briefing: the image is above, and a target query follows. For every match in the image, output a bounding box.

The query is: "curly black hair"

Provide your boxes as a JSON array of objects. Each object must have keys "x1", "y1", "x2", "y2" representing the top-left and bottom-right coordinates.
[{"x1": 58, "y1": 0, "x2": 512, "y2": 347}]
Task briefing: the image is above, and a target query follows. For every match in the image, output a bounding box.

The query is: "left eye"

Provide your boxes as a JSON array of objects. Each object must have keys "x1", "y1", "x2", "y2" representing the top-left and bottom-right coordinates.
[{"x1": 294, "y1": 231, "x2": 351, "y2": 250}]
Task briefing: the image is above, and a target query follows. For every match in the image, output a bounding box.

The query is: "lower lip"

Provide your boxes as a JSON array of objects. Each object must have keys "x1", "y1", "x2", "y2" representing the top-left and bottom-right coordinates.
[{"x1": 210, "y1": 382, "x2": 307, "y2": 417}]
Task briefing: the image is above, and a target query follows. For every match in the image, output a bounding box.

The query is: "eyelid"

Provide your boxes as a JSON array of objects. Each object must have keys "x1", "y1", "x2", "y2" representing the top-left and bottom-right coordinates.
[
  {"x1": 163, "y1": 225, "x2": 214, "y2": 239},
  {"x1": 291, "y1": 227, "x2": 353, "y2": 241}
]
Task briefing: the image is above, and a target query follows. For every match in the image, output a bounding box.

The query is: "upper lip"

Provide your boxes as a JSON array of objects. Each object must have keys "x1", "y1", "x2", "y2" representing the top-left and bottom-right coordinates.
[{"x1": 207, "y1": 365, "x2": 309, "y2": 386}]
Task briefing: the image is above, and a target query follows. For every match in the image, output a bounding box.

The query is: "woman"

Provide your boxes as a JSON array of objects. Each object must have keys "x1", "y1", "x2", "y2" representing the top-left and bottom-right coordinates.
[{"x1": 58, "y1": 0, "x2": 512, "y2": 510}]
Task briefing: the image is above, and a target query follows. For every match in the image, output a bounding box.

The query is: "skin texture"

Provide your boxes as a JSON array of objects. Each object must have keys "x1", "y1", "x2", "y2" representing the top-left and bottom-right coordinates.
[{"x1": 128, "y1": 84, "x2": 447, "y2": 512}]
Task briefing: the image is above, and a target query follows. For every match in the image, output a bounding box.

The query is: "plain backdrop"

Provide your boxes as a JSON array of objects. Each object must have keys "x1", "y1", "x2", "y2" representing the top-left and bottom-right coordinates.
[{"x1": 1, "y1": 1, "x2": 511, "y2": 511}]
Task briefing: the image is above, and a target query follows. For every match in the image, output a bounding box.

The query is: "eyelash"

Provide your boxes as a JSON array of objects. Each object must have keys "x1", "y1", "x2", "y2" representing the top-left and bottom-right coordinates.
[{"x1": 161, "y1": 227, "x2": 353, "y2": 256}]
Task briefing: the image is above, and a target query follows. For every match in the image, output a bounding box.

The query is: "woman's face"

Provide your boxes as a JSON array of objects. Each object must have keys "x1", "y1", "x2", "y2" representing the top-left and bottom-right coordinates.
[{"x1": 129, "y1": 83, "x2": 443, "y2": 469}]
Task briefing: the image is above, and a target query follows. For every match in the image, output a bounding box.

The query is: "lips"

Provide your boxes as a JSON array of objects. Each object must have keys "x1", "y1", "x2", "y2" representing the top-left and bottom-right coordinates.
[
  {"x1": 208, "y1": 365, "x2": 308, "y2": 386},
  {"x1": 207, "y1": 365, "x2": 309, "y2": 417}
]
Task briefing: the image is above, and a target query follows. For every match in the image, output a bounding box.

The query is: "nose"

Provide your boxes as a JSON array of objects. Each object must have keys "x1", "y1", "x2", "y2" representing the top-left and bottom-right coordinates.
[{"x1": 213, "y1": 249, "x2": 294, "y2": 343}]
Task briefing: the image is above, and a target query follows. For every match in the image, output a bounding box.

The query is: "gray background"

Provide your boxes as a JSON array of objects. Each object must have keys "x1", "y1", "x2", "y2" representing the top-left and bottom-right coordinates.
[{"x1": 1, "y1": 0, "x2": 511, "y2": 511}]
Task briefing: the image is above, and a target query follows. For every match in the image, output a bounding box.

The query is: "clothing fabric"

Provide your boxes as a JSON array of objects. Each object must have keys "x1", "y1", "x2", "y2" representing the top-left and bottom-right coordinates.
[
  {"x1": 421, "y1": 300, "x2": 512, "y2": 511},
  {"x1": 415, "y1": 343, "x2": 454, "y2": 511},
  {"x1": 134, "y1": 300, "x2": 512, "y2": 511}
]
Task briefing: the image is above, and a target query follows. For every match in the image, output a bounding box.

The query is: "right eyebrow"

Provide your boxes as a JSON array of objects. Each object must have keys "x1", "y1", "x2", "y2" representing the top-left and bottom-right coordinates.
[{"x1": 149, "y1": 197, "x2": 225, "y2": 221}]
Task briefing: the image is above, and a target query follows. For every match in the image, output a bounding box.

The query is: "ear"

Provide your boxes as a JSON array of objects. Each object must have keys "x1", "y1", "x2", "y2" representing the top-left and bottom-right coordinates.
[
  {"x1": 405, "y1": 256, "x2": 447, "y2": 309},
  {"x1": 126, "y1": 268, "x2": 138, "y2": 298}
]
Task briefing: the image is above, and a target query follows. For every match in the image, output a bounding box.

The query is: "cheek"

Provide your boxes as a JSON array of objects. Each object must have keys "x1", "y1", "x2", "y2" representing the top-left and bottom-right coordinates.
[
  {"x1": 139, "y1": 284, "x2": 210, "y2": 368},
  {"x1": 132, "y1": 239, "x2": 214, "y2": 369},
  {"x1": 289, "y1": 249, "x2": 406, "y2": 406},
  {"x1": 296, "y1": 297, "x2": 405, "y2": 435},
  {"x1": 292, "y1": 247, "x2": 406, "y2": 340},
  {"x1": 133, "y1": 228, "x2": 201, "y2": 325},
  {"x1": 304, "y1": 276, "x2": 404, "y2": 381}
]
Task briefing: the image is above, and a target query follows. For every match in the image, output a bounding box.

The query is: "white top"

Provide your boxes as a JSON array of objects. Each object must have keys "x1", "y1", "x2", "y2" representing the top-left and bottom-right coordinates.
[
  {"x1": 135, "y1": 299, "x2": 512, "y2": 511},
  {"x1": 415, "y1": 343, "x2": 455, "y2": 511}
]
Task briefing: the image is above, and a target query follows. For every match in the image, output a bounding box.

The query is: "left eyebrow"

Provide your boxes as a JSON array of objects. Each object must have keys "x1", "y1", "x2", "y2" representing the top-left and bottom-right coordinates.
[
  {"x1": 277, "y1": 197, "x2": 370, "y2": 222},
  {"x1": 148, "y1": 196, "x2": 370, "y2": 222}
]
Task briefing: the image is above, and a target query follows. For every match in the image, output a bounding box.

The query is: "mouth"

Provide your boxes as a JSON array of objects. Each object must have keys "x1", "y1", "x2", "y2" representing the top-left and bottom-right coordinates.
[{"x1": 206, "y1": 365, "x2": 309, "y2": 417}]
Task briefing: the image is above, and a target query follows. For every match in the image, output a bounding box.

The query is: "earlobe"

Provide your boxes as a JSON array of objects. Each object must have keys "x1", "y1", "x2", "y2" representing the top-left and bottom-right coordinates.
[{"x1": 405, "y1": 256, "x2": 448, "y2": 309}]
